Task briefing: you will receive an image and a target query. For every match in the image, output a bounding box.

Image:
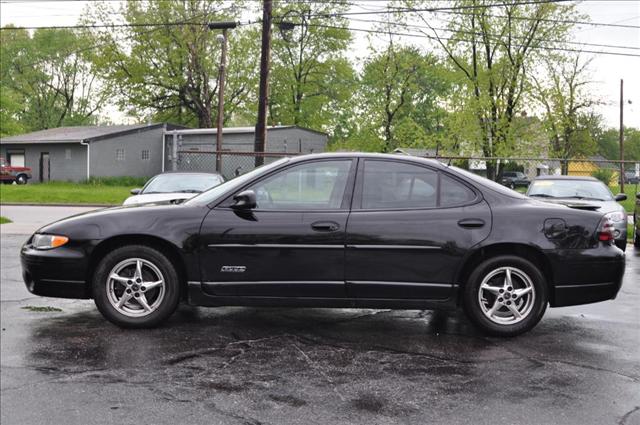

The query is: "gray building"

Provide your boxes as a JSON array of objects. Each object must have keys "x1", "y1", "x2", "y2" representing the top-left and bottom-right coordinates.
[
  {"x1": 0, "y1": 124, "x2": 328, "y2": 182},
  {"x1": 166, "y1": 126, "x2": 328, "y2": 179},
  {"x1": 0, "y1": 124, "x2": 184, "y2": 182}
]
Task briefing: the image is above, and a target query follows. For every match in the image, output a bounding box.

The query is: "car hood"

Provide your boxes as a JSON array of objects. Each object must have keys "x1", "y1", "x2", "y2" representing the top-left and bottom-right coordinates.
[
  {"x1": 36, "y1": 201, "x2": 208, "y2": 241},
  {"x1": 531, "y1": 197, "x2": 624, "y2": 213},
  {"x1": 122, "y1": 192, "x2": 197, "y2": 205}
]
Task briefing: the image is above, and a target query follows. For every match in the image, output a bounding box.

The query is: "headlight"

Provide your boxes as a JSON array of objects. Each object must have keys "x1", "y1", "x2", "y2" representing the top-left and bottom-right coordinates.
[
  {"x1": 604, "y1": 211, "x2": 626, "y2": 223},
  {"x1": 32, "y1": 234, "x2": 69, "y2": 250}
]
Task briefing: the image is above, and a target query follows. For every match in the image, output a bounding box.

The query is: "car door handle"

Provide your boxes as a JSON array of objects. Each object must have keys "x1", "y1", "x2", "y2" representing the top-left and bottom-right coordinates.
[
  {"x1": 458, "y1": 218, "x2": 485, "y2": 229},
  {"x1": 311, "y1": 221, "x2": 340, "y2": 232}
]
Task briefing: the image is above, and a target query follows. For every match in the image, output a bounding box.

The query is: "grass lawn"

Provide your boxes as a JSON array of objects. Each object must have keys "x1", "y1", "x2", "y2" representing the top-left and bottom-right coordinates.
[
  {"x1": 609, "y1": 184, "x2": 639, "y2": 213},
  {"x1": 0, "y1": 216, "x2": 12, "y2": 224},
  {"x1": 0, "y1": 182, "x2": 133, "y2": 205}
]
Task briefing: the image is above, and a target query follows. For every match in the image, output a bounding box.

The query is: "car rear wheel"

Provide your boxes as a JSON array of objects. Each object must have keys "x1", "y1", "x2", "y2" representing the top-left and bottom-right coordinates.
[
  {"x1": 93, "y1": 245, "x2": 180, "y2": 328},
  {"x1": 15, "y1": 174, "x2": 27, "y2": 185},
  {"x1": 463, "y1": 255, "x2": 548, "y2": 337},
  {"x1": 634, "y1": 218, "x2": 640, "y2": 248}
]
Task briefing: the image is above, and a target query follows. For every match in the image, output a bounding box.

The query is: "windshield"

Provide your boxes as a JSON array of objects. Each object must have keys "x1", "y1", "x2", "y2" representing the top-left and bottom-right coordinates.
[
  {"x1": 450, "y1": 166, "x2": 527, "y2": 199},
  {"x1": 184, "y1": 157, "x2": 290, "y2": 206},
  {"x1": 527, "y1": 179, "x2": 613, "y2": 201},
  {"x1": 142, "y1": 174, "x2": 224, "y2": 194}
]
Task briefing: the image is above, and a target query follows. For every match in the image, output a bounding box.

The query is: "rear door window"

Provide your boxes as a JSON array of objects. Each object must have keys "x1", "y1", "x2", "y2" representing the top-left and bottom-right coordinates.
[{"x1": 359, "y1": 160, "x2": 476, "y2": 209}]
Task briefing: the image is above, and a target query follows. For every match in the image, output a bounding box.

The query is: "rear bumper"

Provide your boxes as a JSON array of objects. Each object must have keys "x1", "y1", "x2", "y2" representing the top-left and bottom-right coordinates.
[
  {"x1": 21, "y1": 245, "x2": 91, "y2": 299},
  {"x1": 546, "y1": 245, "x2": 625, "y2": 307}
]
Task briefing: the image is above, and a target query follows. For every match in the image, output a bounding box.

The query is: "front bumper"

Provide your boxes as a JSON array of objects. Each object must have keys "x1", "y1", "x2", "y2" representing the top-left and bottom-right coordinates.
[
  {"x1": 546, "y1": 245, "x2": 625, "y2": 307},
  {"x1": 21, "y1": 243, "x2": 91, "y2": 299}
]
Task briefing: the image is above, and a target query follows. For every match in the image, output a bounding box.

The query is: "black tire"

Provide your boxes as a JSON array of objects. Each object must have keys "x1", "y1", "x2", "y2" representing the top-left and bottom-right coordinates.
[
  {"x1": 509, "y1": 182, "x2": 515, "y2": 189},
  {"x1": 463, "y1": 255, "x2": 548, "y2": 337},
  {"x1": 15, "y1": 174, "x2": 28, "y2": 185},
  {"x1": 634, "y1": 220, "x2": 640, "y2": 248},
  {"x1": 92, "y1": 245, "x2": 180, "y2": 328}
]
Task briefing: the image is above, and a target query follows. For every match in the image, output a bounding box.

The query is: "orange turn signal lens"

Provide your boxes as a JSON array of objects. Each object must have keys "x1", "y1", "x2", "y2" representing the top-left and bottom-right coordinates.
[{"x1": 50, "y1": 236, "x2": 69, "y2": 248}]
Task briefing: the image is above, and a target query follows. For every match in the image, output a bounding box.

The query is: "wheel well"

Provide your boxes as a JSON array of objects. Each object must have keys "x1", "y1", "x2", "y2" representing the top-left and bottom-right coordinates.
[
  {"x1": 456, "y1": 243, "x2": 554, "y2": 305},
  {"x1": 86, "y1": 235, "x2": 188, "y2": 298}
]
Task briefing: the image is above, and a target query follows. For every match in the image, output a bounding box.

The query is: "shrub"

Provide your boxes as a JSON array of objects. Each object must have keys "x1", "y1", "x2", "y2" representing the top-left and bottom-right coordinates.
[{"x1": 591, "y1": 168, "x2": 614, "y2": 184}]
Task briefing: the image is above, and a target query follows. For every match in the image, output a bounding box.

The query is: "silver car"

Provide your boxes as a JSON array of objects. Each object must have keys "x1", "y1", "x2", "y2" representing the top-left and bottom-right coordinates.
[{"x1": 526, "y1": 175, "x2": 628, "y2": 251}]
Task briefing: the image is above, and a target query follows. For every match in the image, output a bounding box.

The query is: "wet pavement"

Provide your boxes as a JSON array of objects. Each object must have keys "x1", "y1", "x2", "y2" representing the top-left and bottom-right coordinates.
[{"x1": 1, "y1": 232, "x2": 639, "y2": 425}]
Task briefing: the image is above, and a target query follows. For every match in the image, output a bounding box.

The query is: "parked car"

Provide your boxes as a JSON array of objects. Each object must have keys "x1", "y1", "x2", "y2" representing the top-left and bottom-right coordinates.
[
  {"x1": 0, "y1": 156, "x2": 31, "y2": 185},
  {"x1": 123, "y1": 172, "x2": 224, "y2": 206},
  {"x1": 526, "y1": 175, "x2": 628, "y2": 251},
  {"x1": 21, "y1": 153, "x2": 625, "y2": 337},
  {"x1": 498, "y1": 171, "x2": 530, "y2": 189},
  {"x1": 624, "y1": 171, "x2": 640, "y2": 185},
  {"x1": 634, "y1": 191, "x2": 640, "y2": 248}
]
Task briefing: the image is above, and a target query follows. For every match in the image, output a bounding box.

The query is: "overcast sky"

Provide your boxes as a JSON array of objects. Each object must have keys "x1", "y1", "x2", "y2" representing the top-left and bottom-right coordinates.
[{"x1": 1, "y1": 0, "x2": 639, "y2": 128}]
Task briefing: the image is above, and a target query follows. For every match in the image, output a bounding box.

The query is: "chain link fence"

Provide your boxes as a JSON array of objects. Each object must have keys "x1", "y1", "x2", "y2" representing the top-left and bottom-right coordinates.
[
  {"x1": 424, "y1": 155, "x2": 640, "y2": 189},
  {"x1": 174, "y1": 150, "x2": 640, "y2": 193},
  {"x1": 175, "y1": 151, "x2": 296, "y2": 180}
]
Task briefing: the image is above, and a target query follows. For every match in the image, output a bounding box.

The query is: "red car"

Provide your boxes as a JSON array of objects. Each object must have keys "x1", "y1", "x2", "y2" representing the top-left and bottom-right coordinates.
[{"x1": 0, "y1": 156, "x2": 31, "y2": 184}]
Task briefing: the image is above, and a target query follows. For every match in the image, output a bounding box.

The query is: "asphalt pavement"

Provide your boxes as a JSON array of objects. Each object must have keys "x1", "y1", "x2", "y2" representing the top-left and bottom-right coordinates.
[{"x1": 0, "y1": 206, "x2": 639, "y2": 425}]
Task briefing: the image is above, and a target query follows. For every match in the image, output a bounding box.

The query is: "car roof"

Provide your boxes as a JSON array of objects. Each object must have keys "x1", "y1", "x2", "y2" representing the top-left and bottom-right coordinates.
[
  {"x1": 287, "y1": 152, "x2": 448, "y2": 170},
  {"x1": 532, "y1": 175, "x2": 600, "y2": 182}
]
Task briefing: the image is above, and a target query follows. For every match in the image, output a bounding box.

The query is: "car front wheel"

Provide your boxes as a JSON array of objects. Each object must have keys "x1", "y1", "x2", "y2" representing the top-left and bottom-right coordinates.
[
  {"x1": 93, "y1": 245, "x2": 180, "y2": 328},
  {"x1": 463, "y1": 255, "x2": 548, "y2": 337}
]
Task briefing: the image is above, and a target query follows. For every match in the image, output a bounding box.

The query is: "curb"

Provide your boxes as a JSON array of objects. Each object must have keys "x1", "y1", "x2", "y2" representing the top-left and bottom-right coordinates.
[{"x1": 0, "y1": 203, "x2": 116, "y2": 208}]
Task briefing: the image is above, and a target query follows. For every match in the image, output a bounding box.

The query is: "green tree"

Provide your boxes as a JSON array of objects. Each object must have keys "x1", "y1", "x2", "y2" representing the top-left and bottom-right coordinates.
[
  {"x1": 358, "y1": 43, "x2": 449, "y2": 152},
  {"x1": 268, "y1": 1, "x2": 356, "y2": 135},
  {"x1": 0, "y1": 26, "x2": 108, "y2": 134},
  {"x1": 409, "y1": 0, "x2": 581, "y2": 178},
  {"x1": 83, "y1": 0, "x2": 259, "y2": 128},
  {"x1": 532, "y1": 55, "x2": 598, "y2": 173}
]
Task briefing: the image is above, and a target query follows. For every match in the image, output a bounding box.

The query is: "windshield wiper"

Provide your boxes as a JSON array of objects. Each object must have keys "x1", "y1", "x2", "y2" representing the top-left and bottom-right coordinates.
[
  {"x1": 529, "y1": 194, "x2": 554, "y2": 198},
  {"x1": 175, "y1": 189, "x2": 201, "y2": 193},
  {"x1": 563, "y1": 196, "x2": 606, "y2": 201}
]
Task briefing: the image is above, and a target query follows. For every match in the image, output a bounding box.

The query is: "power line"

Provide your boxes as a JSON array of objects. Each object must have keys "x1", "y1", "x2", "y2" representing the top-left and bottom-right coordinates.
[
  {"x1": 1, "y1": 21, "x2": 221, "y2": 31},
  {"x1": 9, "y1": 13, "x2": 234, "y2": 69},
  {"x1": 306, "y1": 0, "x2": 572, "y2": 18},
  {"x1": 430, "y1": 8, "x2": 640, "y2": 29},
  {"x1": 299, "y1": 22, "x2": 640, "y2": 58},
  {"x1": 346, "y1": 16, "x2": 640, "y2": 51},
  {"x1": 306, "y1": 1, "x2": 640, "y2": 29}
]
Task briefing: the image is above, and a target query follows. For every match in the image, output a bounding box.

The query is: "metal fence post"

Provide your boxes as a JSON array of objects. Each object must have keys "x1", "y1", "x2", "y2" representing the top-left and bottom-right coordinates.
[{"x1": 172, "y1": 131, "x2": 178, "y2": 171}]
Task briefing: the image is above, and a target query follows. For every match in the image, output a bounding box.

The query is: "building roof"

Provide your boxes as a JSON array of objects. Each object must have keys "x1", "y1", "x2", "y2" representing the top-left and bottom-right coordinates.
[
  {"x1": 167, "y1": 125, "x2": 328, "y2": 138},
  {"x1": 0, "y1": 123, "x2": 180, "y2": 145}
]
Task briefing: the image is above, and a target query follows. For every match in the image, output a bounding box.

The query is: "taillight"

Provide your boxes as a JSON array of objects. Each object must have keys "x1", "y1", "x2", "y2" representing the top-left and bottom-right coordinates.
[{"x1": 597, "y1": 217, "x2": 615, "y2": 243}]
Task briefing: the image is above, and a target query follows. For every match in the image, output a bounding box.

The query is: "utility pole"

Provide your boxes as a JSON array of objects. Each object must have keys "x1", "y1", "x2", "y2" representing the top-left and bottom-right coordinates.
[
  {"x1": 208, "y1": 21, "x2": 238, "y2": 172},
  {"x1": 254, "y1": 0, "x2": 272, "y2": 167},
  {"x1": 620, "y1": 79, "x2": 624, "y2": 192},
  {"x1": 216, "y1": 29, "x2": 228, "y2": 173}
]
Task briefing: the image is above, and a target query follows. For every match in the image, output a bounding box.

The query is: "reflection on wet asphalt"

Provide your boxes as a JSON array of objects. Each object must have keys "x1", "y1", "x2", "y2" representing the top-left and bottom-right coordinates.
[{"x1": 1, "y1": 234, "x2": 639, "y2": 425}]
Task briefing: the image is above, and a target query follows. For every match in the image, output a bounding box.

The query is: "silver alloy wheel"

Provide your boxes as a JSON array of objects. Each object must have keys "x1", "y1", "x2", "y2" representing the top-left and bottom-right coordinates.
[
  {"x1": 106, "y1": 258, "x2": 165, "y2": 318},
  {"x1": 477, "y1": 266, "x2": 535, "y2": 325}
]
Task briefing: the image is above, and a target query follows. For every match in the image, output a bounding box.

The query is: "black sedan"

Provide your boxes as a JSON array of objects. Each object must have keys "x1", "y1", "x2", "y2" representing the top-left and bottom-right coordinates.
[{"x1": 21, "y1": 153, "x2": 625, "y2": 337}]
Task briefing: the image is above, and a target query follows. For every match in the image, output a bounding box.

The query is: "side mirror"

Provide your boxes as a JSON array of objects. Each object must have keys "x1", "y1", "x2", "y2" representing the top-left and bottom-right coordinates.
[
  {"x1": 231, "y1": 190, "x2": 257, "y2": 210},
  {"x1": 614, "y1": 193, "x2": 627, "y2": 202},
  {"x1": 130, "y1": 188, "x2": 141, "y2": 195}
]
